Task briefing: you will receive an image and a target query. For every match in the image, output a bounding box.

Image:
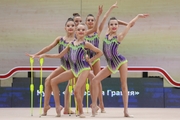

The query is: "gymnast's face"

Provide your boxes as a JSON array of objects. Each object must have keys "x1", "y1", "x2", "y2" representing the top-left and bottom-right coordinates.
[
  {"x1": 74, "y1": 17, "x2": 82, "y2": 27},
  {"x1": 76, "y1": 24, "x2": 86, "y2": 38},
  {"x1": 108, "y1": 20, "x2": 119, "y2": 33},
  {"x1": 86, "y1": 16, "x2": 95, "y2": 28},
  {"x1": 65, "y1": 21, "x2": 75, "y2": 34}
]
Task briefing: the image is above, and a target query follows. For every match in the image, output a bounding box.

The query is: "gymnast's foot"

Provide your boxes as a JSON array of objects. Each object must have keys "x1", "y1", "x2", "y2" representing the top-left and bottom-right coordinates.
[
  {"x1": 99, "y1": 104, "x2": 106, "y2": 113},
  {"x1": 56, "y1": 105, "x2": 63, "y2": 117},
  {"x1": 90, "y1": 104, "x2": 99, "y2": 113},
  {"x1": 91, "y1": 105, "x2": 99, "y2": 117},
  {"x1": 41, "y1": 105, "x2": 51, "y2": 116},
  {"x1": 79, "y1": 113, "x2": 86, "y2": 118},
  {"x1": 124, "y1": 111, "x2": 134, "y2": 118},
  {"x1": 63, "y1": 109, "x2": 75, "y2": 114},
  {"x1": 101, "y1": 108, "x2": 106, "y2": 113}
]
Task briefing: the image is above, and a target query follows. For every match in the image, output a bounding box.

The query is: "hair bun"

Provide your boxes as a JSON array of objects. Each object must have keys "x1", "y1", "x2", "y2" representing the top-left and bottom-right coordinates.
[
  {"x1": 73, "y1": 13, "x2": 80, "y2": 17},
  {"x1": 110, "y1": 17, "x2": 117, "y2": 20},
  {"x1": 87, "y1": 14, "x2": 94, "y2": 17},
  {"x1": 67, "y1": 17, "x2": 74, "y2": 21}
]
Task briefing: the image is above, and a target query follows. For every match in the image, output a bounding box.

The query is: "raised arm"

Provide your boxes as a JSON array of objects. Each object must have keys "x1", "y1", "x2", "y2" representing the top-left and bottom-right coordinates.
[
  {"x1": 118, "y1": 20, "x2": 128, "y2": 26},
  {"x1": 26, "y1": 36, "x2": 61, "y2": 58},
  {"x1": 86, "y1": 5, "x2": 103, "y2": 35},
  {"x1": 98, "y1": 2, "x2": 118, "y2": 35},
  {"x1": 85, "y1": 42, "x2": 103, "y2": 63},
  {"x1": 36, "y1": 45, "x2": 69, "y2": 59},
  {"x1": 117, "y1": 14, "x2": 149, "y2": 42}
]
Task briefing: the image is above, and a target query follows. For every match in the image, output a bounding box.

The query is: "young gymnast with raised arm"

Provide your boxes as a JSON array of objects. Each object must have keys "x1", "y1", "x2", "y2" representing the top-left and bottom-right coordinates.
[
  {"x1": 84, "y1": 1, "x2": 129, "y2": 113},
  {"x1": 34, "y1": 6, "x2": 103, "y2": 118},
  {"x1": 90, "y1": 2, "x2": 149, "y2": 117}
]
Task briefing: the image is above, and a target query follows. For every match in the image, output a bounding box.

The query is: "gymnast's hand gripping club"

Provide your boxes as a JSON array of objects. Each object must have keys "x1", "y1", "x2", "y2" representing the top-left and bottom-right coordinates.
[{"x1": 39, "y1": 58, "x2": 44, "y2": 117}]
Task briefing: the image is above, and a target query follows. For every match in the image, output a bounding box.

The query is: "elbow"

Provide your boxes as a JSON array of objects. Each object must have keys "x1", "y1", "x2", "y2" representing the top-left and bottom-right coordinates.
[
  {"x1": 92, "y1": 27, "x2": 97, "y2": 33},
  {"x1": 45, "y1": 46, "x2": 51, "y2": 51},
  {"x1": 128, "y1": 21, "x2": 135, "y2": 28},
  {"x1": 103, "y1": 16, "x2": 107, "y2": 19},
  {"x1": 57, "y1": 54, "x2": 62, "y2": 58},
  {"x1": 99, "y1": 50, "x2": 103, "y2": 57}
]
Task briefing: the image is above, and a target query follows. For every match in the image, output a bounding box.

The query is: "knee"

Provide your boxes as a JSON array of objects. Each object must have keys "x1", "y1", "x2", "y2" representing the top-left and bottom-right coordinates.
[
  {"x1": 64, "y1": 86, "x2": 69, "y2": 94},
  {"x1": 121, "y1": 82, "x2": 128, "y2": 91},
  {"x1": 92, "y1": 77, "x2": 99, "y2": 85},
  {"x1": 89, "y1": 71, "x2": 95, "y2": 80},
  {"x1": 50, "y1": 78, "x2": 57, "y2": 87},
  {"x1": 45, "y1": 77, "x2": 51, "y2": 87},
  {"x1": 74, "y1": 88, "x2": 79, "y2": 97}
]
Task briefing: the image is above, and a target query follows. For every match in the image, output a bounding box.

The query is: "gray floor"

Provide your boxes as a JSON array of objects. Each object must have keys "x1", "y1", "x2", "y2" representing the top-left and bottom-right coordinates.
[{"x1": 0, "y1": 108, "x2": 179, "y2": 120}]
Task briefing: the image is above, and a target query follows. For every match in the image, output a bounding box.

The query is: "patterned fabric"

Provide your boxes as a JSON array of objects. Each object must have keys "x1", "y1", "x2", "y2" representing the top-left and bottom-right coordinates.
[
  {"x1": 68, "y1": 41, "x2": 90, "y2": 77},
  {"x1": 85, "y1": 32, "x2": 100, "y2": 65},
  {"x1": 103, "y1": 35, "x2": 127, "y2": 73},
  {"x1": 58, "y1": 37, "x2": 71, "y2": 70}
]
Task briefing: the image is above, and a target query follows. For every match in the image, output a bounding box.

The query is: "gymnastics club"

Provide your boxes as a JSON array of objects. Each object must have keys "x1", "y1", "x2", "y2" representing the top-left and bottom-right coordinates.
[
  {"x1": 84, "y1": 51, "x2": 90, "y2": 113},
  {"x1": 73, "y1": 78, "x2": 78, "y2": 116},
  {"x1": 86, "y1": 78, "x2": 89, "y2": 113},
  {"x1": 39, "y1": 58, "x2": 44, "y2": 117},
  {"x1": 30, "y1": 57, "x2": 34, "y2": 116},
  {"x1": 68, "y1": 79, "x2": 73, "y2": 116}
]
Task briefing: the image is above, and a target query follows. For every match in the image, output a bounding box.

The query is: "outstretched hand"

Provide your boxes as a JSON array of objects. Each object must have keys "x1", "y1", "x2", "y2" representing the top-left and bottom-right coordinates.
[
  {"x1": 130, "y1": 14, "x2": 149, "y2": 28},
  {"x1": 138, "y1": 14, "x2": 149, "y2": 18},
  {"x1": 111, "y1": 1, "x2": 118, "y2": 9},
  {"x1": 98, "y1": 5, "x2": 103, "y2": 16},
  {"x1": 26, "y1": 53, "x2": 45, "y2": 60},
  {"x1": 36, "y1": 54, "x2": 45, "y2": 59},
  {"x1": 26, "y1": 53, "x2": 36, "y2": 58}
]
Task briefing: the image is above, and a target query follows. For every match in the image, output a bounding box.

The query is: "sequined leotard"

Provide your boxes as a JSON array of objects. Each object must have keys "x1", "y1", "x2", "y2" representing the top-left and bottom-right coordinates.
[
  {"x1": 85, "y1": 32, "x2": 100, "y2": 65},
  {"x1": 103, "y1": 35, "x2": 128, "y2": 73},
  {"x1": 58, "y1": 37, "x2": 71, "y2": 70},
  {"x1": 68, "y1": 41, "x2": 91, "y2": 77}
]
